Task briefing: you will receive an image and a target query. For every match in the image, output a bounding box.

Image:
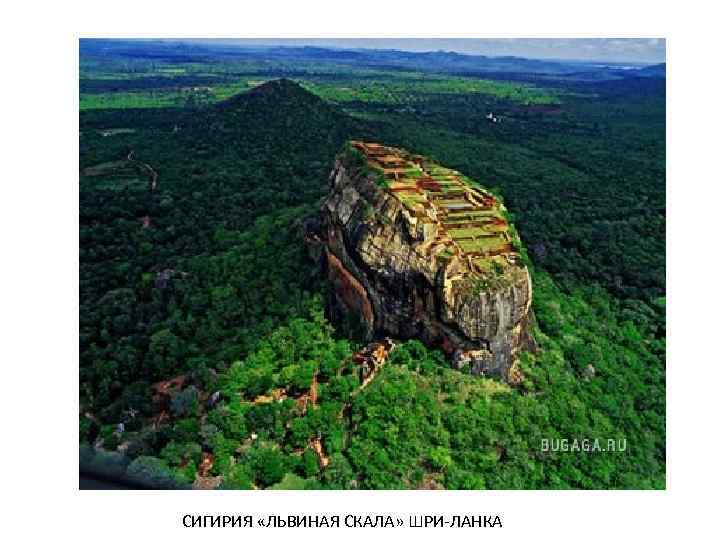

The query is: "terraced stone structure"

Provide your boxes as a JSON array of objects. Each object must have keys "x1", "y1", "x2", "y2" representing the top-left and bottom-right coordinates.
[{"x1": 307, "y1": 141, "x2": 535, "y2": 381}]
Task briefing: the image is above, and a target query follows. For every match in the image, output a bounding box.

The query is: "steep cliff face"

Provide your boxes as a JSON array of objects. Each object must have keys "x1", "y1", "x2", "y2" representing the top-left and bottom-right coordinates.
[{"x1": 306, "y1": 141, "x2": 535, "y2": 381}]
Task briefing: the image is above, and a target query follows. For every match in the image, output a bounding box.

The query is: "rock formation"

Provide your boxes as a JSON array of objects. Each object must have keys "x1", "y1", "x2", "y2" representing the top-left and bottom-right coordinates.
[{"x1": 306, "y1": 141, "x2": 535, "y2": 381}]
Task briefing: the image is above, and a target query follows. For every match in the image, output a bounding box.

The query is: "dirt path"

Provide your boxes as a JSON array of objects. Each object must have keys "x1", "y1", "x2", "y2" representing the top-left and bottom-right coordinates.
[{"x1": 127, "y1": 150, "x2": 158, "y2": 191}]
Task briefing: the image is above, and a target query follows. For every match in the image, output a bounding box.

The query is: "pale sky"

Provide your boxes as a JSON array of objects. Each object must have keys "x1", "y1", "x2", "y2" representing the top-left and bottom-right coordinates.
[{"x1": 185, "y1": 38, "x2": 666, "y2": 64}]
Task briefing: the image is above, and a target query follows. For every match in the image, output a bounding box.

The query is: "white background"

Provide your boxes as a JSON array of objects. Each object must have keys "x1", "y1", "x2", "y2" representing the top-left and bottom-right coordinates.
[{"x1": 1, "y1": 0, "x2": 717, "y2": 537}]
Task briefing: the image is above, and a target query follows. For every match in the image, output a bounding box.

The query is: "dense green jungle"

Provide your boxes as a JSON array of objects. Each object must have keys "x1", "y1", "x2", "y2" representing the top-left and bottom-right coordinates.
[{"x1": 79, "y1": 40, "x2": 665, "y2": 489}]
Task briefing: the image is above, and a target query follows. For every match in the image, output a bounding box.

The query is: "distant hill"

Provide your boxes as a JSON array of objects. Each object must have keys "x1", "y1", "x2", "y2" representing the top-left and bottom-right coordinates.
[
  {"x1": 259, "y1": 46, "x2": 595, "y2": 75},
  {"x1": 630, "y1": 62, "x2": 666, "y2": 78},
  {"x1": 213, "y1": 77, "x2": 344, "y2": 121},
  {"x1": 80, "y1": 79, "x2": 372, "y2": 251},
  {"x1": 183, "y1": 79, "x2": 367, "y2": 170}
]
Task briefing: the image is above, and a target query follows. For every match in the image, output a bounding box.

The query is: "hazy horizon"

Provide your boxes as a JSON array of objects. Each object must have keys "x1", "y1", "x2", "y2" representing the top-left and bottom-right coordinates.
[{"x1": 176, "y1": 38, "x2": 665, "y2": 64}]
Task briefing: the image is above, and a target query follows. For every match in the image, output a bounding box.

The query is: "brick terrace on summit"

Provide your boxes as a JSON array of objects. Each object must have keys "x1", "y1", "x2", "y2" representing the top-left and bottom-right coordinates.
[{"x1": 350, "y1": 141, "x2": 518, "y2": 274}]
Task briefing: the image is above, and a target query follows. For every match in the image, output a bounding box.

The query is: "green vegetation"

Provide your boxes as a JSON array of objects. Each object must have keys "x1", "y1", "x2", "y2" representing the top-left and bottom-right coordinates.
[
  {"x1": 81, "y1": 265, "x2": 664, "y2": 489},
  {"x1": 80, "y1": 82, "x2": 255, "y2": 110},
  {"x1": 305, "y1": 77, "x2": 563, "y2": 107},
  {"x1": 79, "y1": 45, "x2": 665, "y2": 489},
  {"x1": 347, "y1": 271, "x2": 664, "y2": 489}
]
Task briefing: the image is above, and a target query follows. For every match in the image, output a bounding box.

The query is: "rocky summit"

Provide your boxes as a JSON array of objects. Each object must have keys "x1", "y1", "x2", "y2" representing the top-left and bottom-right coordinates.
[{"x1": 306, "y1": 141, "x2": 536, "y2": 382}]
